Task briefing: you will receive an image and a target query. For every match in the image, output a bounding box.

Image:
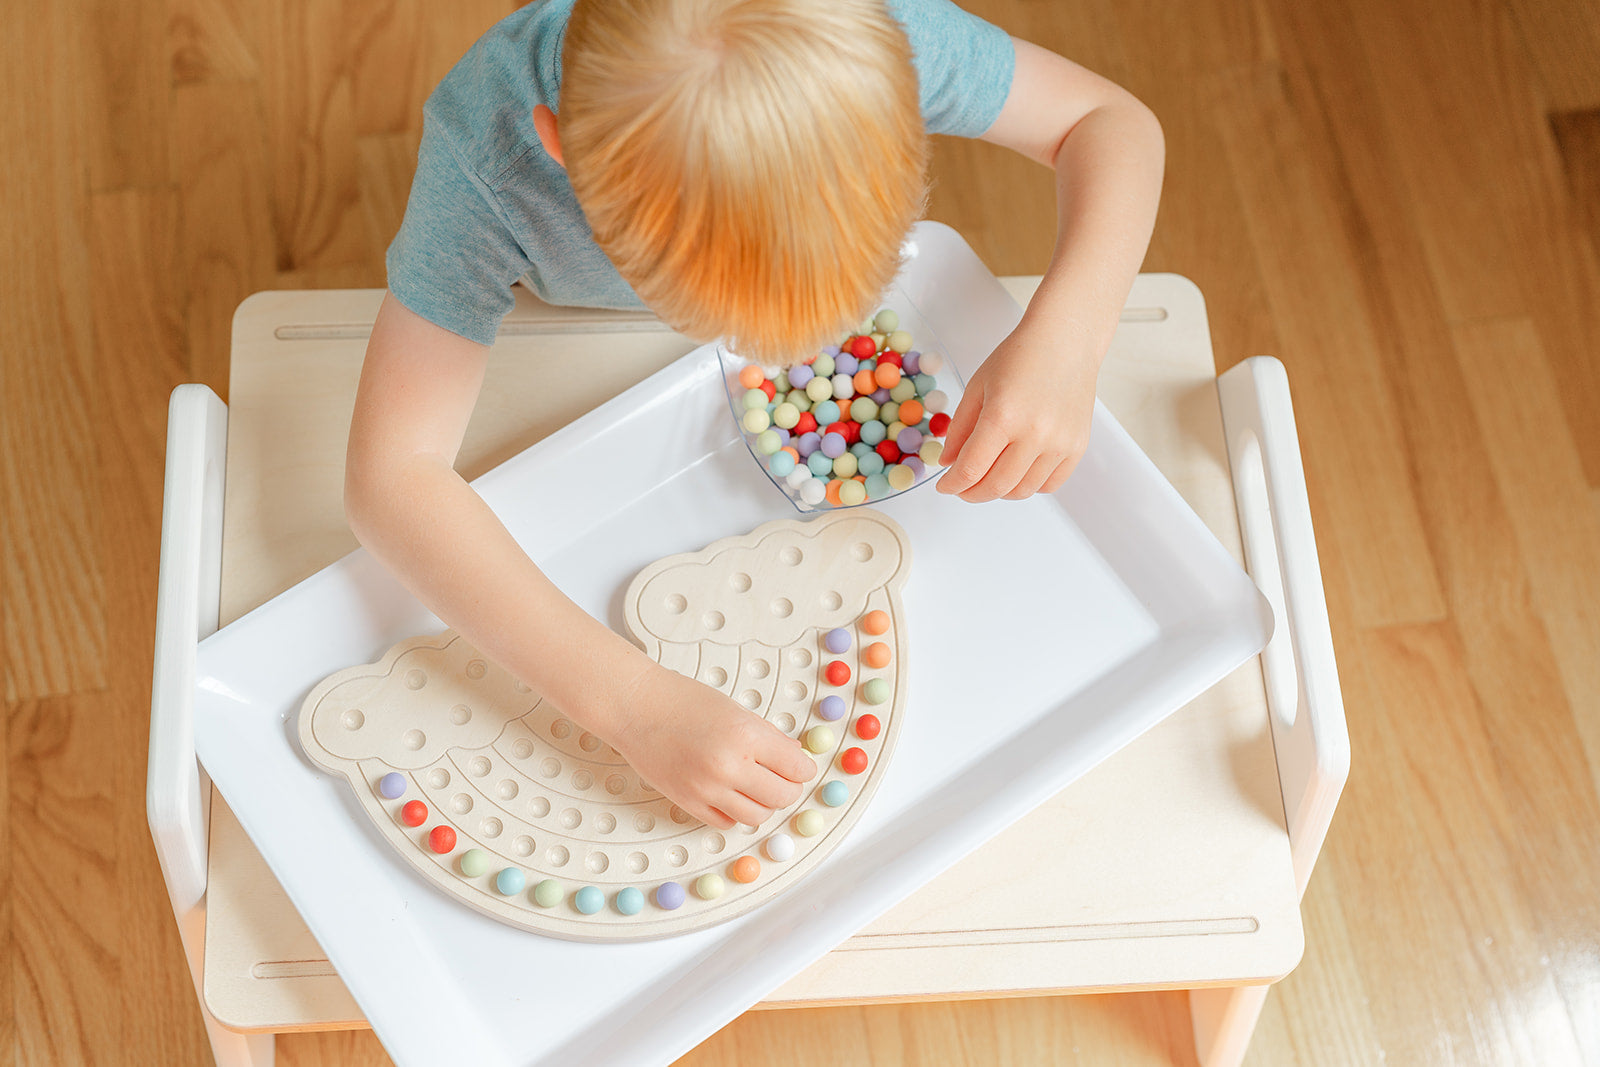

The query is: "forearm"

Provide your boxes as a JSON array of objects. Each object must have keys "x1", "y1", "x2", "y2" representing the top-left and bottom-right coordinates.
[
  {"x1": 1026, "y1": 99, "x2": 1165, "y2": 364},
  {"x1": 345, "y1": 454, "x2": 655, "y2": 737}
]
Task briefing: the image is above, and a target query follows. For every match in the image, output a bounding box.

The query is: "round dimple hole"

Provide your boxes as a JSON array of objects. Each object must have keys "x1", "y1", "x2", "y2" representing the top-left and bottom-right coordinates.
[
  {"x1": 667, "y1": 846, "x2": 689, "y2": 867},
  {"x1": 546, "y1": 845, "x2": 569, "y2": 867},
  {"x1": 449, "y1": 704, "x2": 472, "y2": 726},
  {"x1": 705, "y1": 666, "x2": 728, "y2": 687},
  {"x1": 341, "y1": 709, "x2": 365, "y2": 730},
  {"x1": 528, "y1": 797, "x2": 551, "y2": 818},
  {"x1": 572, "y1": 770, "x2": 594, "y2": 791},
  {"x1": 780, "y1": 546, "x2": 803, "y2": 566},
  {"x1": 606, "y1": 775, "x2": 627, "y2": 796},
  {"x1": 634, "y1": 812, "x2": 656, "y2": 833},
  {"x1": 702, "y1": 611, "x2": 725, "y2": 632},
  {"x1": 670, "y1": 806, "x2": 691, "y2": 824},
  {"x1": 497, "y1": 779, "x2": 518, "y2": 801},
  {"x1": 465, "y1": 660, "x2": 487, "y2": 679},
  {"x1": 513, "y1": 835, "x2": 535, "y2": 857},
  {"x1": 550, "y1": 719, "x2": 572, "y2": 740},
  {"x1": 851, "y1": 542, "x2": 874, "y2": 562},
  {"x1": 451, "y1": 793, "x2": 472, "y2": 815},
  {"x1": 702, "y1": 832, "x2": 726, "y2": 854},
  {"x1": 426, "y1": 768, "x2": 450, "y2": 790},
  {"x1": 469, "y1": 756, "x2": 491, "y2": 777},
  {"x1": 579, "y1": 733, "x2": 602, "y2": 753},
  {"x1": 512, "y1": 738, "x2": 534, "y2": 760},
  {"x1": 821, "y1": 590, "x2": 843, "y2": 611},
  {"x1": 480, "y1": 817, "x2": 503, "y2": 838},
  {"x1": 585, "y1": 852, "x2": 609, "y2": 874},
  {"x1": 595, "y1": 813, "x2": 616, "y2": 834},
  {"x1": 730, "y1": 572, "x2": 752, "y2": 593},
  {"x1": 771, "y1": 598, "x2": 793, "y2": 618},
  {"x1": 747, "y1": 659, "x2": 771, "y2": 679},
  {"x1": 627, "y1": 852, "x2": 649, "y2": 874},
  {"x1": 560, "y1": 808, "x2": 582, "y2": 830},
  {"x1": 739, "y1": 690, "x2": 762, "y2": 710},
  {"x1": 404, "y1": 669, "x2": 427, "y2": 690},
  {"x1": 742, "y1": 822, "x2": 760, "y2": 835},
  {"x1": 540, "y1": 757, "x2": 561, "y2": 778},
  {"x1": 402, "y1": 729, "x2": 426, "y2": 751},
  {"x1": 784, "y1": 680, "x2": 808, "y2": 702},
  {"x1": 665, "y1": 593, "x2": 688, "y2": 615},
  {"x1": 774, "y1": 712, "x2": 796, "y2": 733},
  {"x1": 790, "y1": 648, "x2": 813, "y2": 668}
]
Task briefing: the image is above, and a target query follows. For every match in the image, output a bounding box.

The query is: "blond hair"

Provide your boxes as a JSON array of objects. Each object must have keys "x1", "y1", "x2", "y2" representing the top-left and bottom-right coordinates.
[{"x1": 560, "y1": 0, "x2": 928, "y2": 364}]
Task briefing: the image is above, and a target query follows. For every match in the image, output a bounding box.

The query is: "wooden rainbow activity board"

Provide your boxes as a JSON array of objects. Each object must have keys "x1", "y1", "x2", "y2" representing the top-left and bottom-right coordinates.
[{"x1": 297, "y1": 510, "x2": 910, "y2": 941}]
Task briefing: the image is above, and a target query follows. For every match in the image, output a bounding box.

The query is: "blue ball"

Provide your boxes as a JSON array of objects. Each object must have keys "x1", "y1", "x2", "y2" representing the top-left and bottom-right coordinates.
[
  {"x1": 616, "y1": 887, "x2": 645, "y2": 916},
  {"x1": 495, "y1": 867, "x2": 526, "y2": 895},
  {"x1": 857, "y1": 453, "x2": 885, "y2": 476},
  {"x1": 821, "y1": 780, "x2": 850, "y2": 807},
  {"x1": 813, "y1": 400, "x2": 841, "y2": 426},
  {"x1": 860, "y1": 420, "x2": 887, "y2": 446},
  {"x1": 769, "y1": 451, "x2": 796, "y2": 478},
  {"x1": 574, "y1": 886, "x2": 604, "y2": 915},
  {"x1": 807, "y1": 451, "x2": 834, "y2": 476},
  {"x1": 865, "y1": 473, "x2": 891, "y2": 500}
]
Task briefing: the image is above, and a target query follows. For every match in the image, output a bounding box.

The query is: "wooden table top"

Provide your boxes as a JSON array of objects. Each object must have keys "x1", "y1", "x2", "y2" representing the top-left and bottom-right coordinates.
[{"x1": 203, "y1": 277, "x2": 1300, "y2": 1031}]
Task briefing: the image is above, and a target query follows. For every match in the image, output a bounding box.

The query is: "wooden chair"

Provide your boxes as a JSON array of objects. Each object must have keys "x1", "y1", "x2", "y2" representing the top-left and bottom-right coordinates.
[{"x1": 149, "y1": 272, "x2": 1347, "y2": 1066}]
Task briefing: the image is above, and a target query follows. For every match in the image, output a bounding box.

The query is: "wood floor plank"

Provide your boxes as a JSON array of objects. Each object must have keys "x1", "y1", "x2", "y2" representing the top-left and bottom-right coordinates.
[
  {"x1": 1550, "y1": 108, "x2": 1600, "y2": 273},
  {"x1": 83, "y1": 0, "x2": 170, "y2": 191},
  {"x1": 1503, "y1": 0, "x2": 1600, "y2": 114}
]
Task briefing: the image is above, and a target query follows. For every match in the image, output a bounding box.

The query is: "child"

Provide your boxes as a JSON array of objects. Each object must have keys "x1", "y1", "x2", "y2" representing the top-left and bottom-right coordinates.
[{"x1": 346, "y1": 0, "x2": 1163, "y2": 830}]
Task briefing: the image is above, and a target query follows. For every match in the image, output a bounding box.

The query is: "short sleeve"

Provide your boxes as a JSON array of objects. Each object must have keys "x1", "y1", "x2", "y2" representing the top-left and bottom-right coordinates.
[
  {"x1": 889, "y1": 0, "x2": 1017, "y2": 138},
  {"x1": 385, "y1": 112, "x2": 534, "y2": 346}
]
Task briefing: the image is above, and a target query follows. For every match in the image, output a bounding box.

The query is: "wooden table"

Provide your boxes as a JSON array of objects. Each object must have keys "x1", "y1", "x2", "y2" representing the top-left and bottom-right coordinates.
[{"x1": 202, "y1": 276, "x2": 1301, "y2": 1033}]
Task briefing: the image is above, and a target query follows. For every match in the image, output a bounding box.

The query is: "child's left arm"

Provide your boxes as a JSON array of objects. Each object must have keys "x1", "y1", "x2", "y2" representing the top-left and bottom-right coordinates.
[{"x1": 936, "y1": 38, "x2": 1165, "y2": 502}]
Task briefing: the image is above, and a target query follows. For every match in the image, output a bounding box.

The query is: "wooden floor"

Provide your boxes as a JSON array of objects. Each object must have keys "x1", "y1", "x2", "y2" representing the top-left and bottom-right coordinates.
[{"x1": 3, "y1": 0, "x2": 1599, "y2": 1062}]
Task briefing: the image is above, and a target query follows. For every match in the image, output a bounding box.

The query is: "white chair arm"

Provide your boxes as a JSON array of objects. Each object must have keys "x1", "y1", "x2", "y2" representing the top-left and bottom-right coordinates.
[
  {"x1": 1218, "y1": 356, "x2": 1350, "y2": 897},
  {"x1": 147, "y1": 384, "x2": 229, "y2": 912}
]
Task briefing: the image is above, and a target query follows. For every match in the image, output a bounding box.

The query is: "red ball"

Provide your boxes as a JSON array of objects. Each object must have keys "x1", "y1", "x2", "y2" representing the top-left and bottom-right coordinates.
[
  {"x1": 794, "y1": 411, "x2": 817, "y2": 435},
  {"x1": 841, "y1": 420, "x2": 861, "y2": 445},
  {"x1": 849, "y1": 335, "x2": 876, "y2": 359},
  {"x1": 875, "y1": 440, "x2": 902, "y2": 464},
  {"x1": 840, "y1": 747, "x2": 869, "y2": 775},
  {"x1": 428, "y1": 824, "x2": 457, "y2": 854},
  {"x1": 929, "y1": 412, "x2": 951, "y2": 436},
  {"x1": 824, "y1": 421, "x2": 851, "y2": 440},
  {"x1": 825, "y1": 660, "x2": 852, "y2": 687},
  {"x1": 759, "y1": 379, "x2": 776, "y2": 400},
  {"x1": 877, "y1": 352, "x2": 903, "y2": 369},
  {"x1": 854, "y1": 715, "x2": 882, "y2": 741},
  {"x1": 401, "y1": 800, "x2": 428, "y2": 827}
]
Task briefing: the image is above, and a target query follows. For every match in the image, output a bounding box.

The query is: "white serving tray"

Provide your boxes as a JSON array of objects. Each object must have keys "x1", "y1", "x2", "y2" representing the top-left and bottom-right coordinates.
[{"x1": 193, "y1": 224, "x2": 1272, "y2": 1066}]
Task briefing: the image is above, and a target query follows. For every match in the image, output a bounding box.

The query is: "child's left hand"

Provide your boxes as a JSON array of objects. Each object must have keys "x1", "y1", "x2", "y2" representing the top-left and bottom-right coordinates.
[{"x1": 935, "y1": 315, "x2": 1099, "y2": 502}]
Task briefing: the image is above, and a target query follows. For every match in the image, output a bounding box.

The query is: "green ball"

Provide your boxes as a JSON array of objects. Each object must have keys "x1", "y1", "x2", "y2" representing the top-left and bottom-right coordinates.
[
  {"x1": 873, "y1": 309, "x2": 900, "y2": 333},
  {"x1": 862, "y1": 678, "x2": 891, "y2": 705},
  {"x1": 459, "y1": 849, "x2": 489, "y2": 877},
  {"x1": 532, "y1": 879, "x2": 562, "y2": 908}
]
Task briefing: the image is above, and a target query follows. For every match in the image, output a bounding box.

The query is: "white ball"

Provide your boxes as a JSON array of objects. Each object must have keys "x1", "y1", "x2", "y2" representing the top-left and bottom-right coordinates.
[
  {"x1": 785, "y1": 465, "x2": 813, "y2": 489},
  {"x1": 764, "y1": 832, "x2": 796, "y2": 862},
  {"x1": 917, "y1": 351, "x2": 945, "y2": 374},
  {"x1": 924, "y1": 389, "x2": 949, "y2": 414},
  {"x1": 832, "y1": 373, "x2": 854, "y2": 400},
  {"x1": 799, "y1": 479, "x2": 827, "y2": 506}
]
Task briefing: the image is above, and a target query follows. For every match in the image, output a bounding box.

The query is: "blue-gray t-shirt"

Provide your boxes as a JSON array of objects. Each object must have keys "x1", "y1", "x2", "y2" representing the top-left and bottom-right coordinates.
[{"x1": 387, "y1": 0, "x2": 1016, "y2": 345}]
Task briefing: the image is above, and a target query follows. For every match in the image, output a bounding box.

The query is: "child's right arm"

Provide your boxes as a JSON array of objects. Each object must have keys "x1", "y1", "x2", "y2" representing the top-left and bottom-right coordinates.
[{"x1": 344, "y1": 294, "x2": 816, "y2": 828}]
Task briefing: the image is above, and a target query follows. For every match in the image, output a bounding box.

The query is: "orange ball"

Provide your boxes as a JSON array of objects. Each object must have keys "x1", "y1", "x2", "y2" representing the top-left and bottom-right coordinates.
[
  {"x1": 897, "y1": 399, "x2": 924, "y2": 426},
  {"x1": 861, "y1": 610, "x2": 890, "y2": 635},
  {"x1": 825, "y1": 479, "x2": 844, "y2": 506},
  {"x1": 779, "y1": 446, "x2": 800, "y2": 462},
  {"x1": 863, "y1": 642, "x2": 891, "y2": 669},
  {"x1": 853, "y1": 368, "x2": 877, "y2": 396},
  {"x1": 730, "y1": 855, "x2": 761, "y2": 884},
  {"x1": 874, "y1": 364, "x2": 902, "y2": 389},
  {"x1": 737, "y1": 364, "x2": 765, "y2": 390}
]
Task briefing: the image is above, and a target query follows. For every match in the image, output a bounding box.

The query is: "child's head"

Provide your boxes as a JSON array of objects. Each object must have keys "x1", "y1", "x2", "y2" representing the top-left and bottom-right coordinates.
[{"x1": 560, "y1": 0, "x2": 928, "y2": 365}]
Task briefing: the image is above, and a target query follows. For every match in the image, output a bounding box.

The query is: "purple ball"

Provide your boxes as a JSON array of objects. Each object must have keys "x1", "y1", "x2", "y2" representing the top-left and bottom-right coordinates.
[
  {"x1": 787, "y1": 365, "x2": 814, "y2": 388},
  {"x1": 834, "y1": 353, "x2": 859, "y2": 376},
  {"x1": 773, "y1": 428, "x2": 790, "y2": 446},
  {"x1": 377, "y1": 772, "x2": 406, "y2": 800},
  {"x1": 824, "y1": 627, "x2": 852, "y2": 654},
  {"x1": 817, "y1": 695, "x2": 847, "y2": 722},
  {"x1": 902, "y1": 351, "x2": 921, "y2": 376},
  {"x1": 903, "y1": 456, "x2": 926, "y2": 476},
  {"x1": 820, "y1": 432, "x2": 847, "y2": 459},
  {"x1": 655, "y1": 881, "x2": 686, "y2": 910},
  {"x1": 871, "y1": 388, "x2": 891, "y2": 404},
  {"x1": 822, "y1": 345, "x2": 841, "y2": 357},
  {"x1": 797, "y1": 431, "x2": 821, "y2": 457},
  {"x1": 896, "y1": 428, "x2": 923, "y2": 453}
]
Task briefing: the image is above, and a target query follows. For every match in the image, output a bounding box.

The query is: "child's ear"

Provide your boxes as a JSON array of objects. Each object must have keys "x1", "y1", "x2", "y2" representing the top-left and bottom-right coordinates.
[{"x1": 533, "y1": 104, "x2": 564, "y2": 168}]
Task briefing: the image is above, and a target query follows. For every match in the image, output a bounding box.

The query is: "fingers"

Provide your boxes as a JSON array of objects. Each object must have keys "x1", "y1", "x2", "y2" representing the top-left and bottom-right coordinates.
[
  {"x1": 755, "y1": 730, "x2": 818, "y2": 784},
  {"x1": 936, "y1": 381, "x2": 983, "y2": 470},
  {"x1": 1003, "y1": 453, "x2": 1066, "y2": 501},
  {"x1": 708, "y1": 792, "x2": 774, "y2": 829},
  {"x1": 956, "y1": 442, "x2": 1040, "y2": 503},
  {"x1": 937, "y1": 419, "x2": 1007, "y2": 498},
  {"x1": 738, "y1": 762, "x2": 806, "y2": 810},
  {"x1": 1039, "y1": 456, "x2": 1077, "y2": 496}
]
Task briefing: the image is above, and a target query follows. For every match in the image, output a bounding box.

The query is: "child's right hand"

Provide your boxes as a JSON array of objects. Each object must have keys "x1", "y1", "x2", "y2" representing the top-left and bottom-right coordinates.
[{"x1": 606, "y1": 665, "x2": 818, "y2": 830}]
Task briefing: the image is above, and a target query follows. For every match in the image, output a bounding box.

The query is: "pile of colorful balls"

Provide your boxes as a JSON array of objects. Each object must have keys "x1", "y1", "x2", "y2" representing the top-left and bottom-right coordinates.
[{"x1": 729, "y1": 308, "x2": 955, "y2": 509}]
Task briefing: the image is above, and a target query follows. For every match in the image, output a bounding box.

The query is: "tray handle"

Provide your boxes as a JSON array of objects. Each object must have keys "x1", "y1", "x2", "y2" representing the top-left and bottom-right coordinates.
[{"x1": 1217, "y1": 356, "x2": 1350, "y2": 897}]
